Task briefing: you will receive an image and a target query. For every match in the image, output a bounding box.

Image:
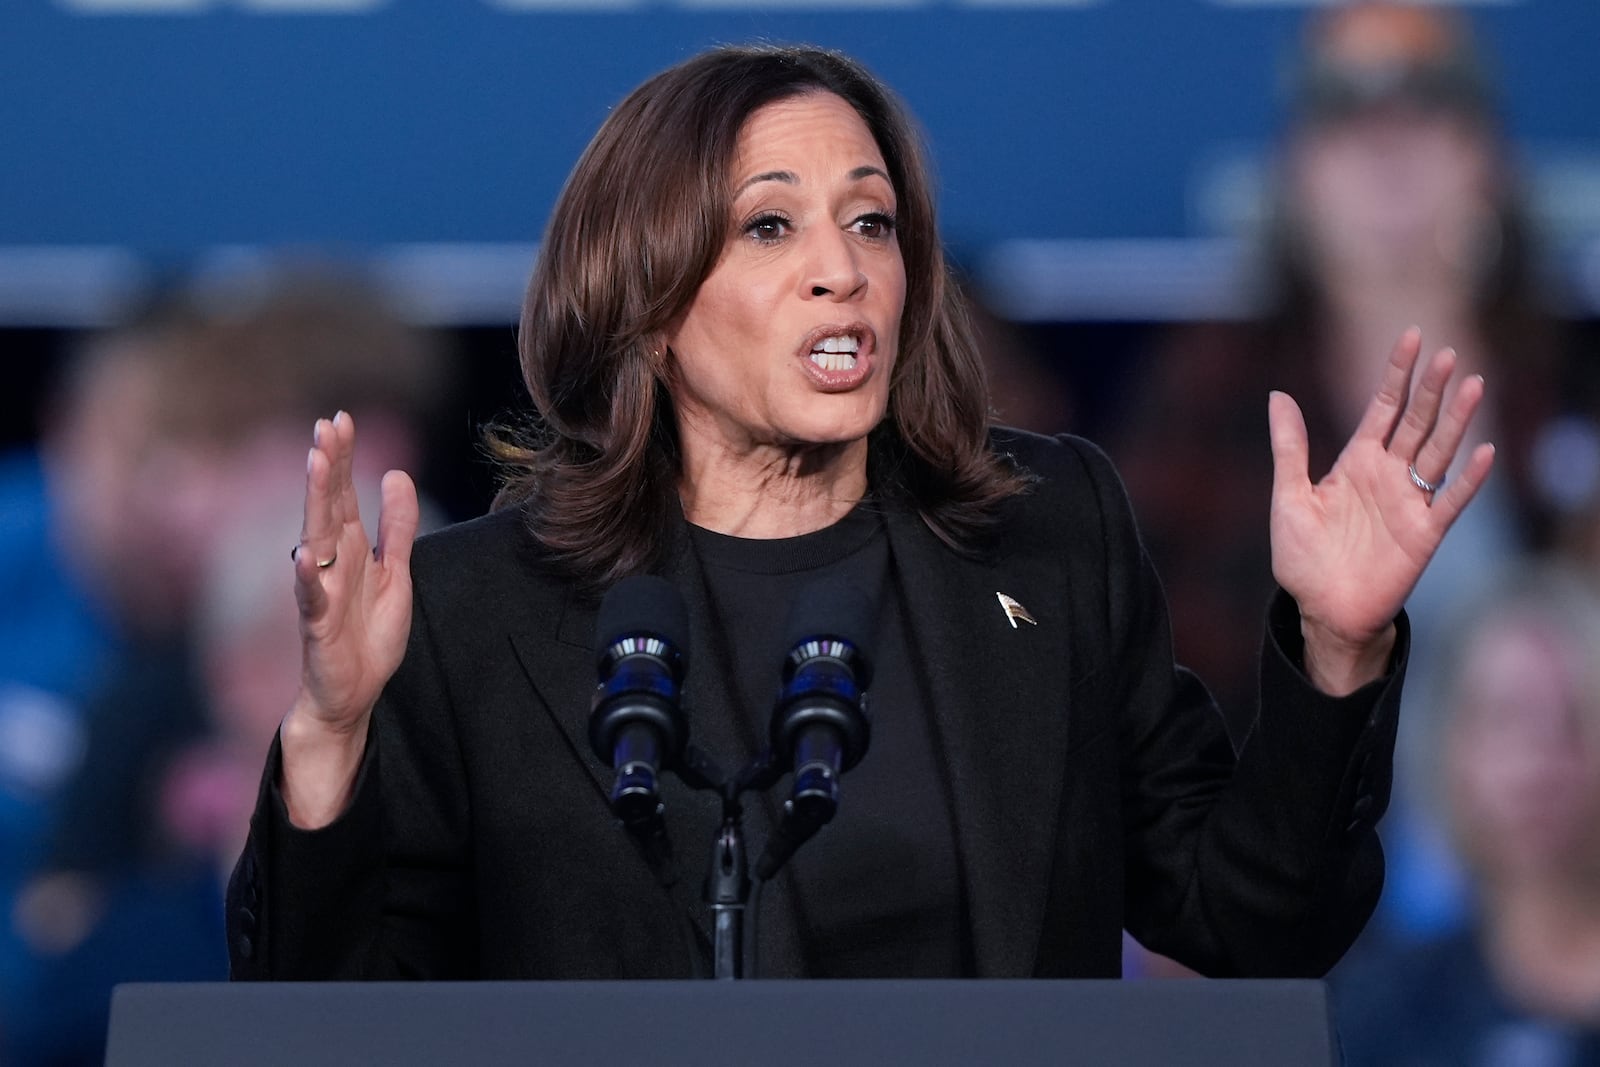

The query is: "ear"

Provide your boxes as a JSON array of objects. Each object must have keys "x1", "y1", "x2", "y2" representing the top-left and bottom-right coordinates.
[{"x1": 644, "y1": 336, "x2": 672, "y2": 375}]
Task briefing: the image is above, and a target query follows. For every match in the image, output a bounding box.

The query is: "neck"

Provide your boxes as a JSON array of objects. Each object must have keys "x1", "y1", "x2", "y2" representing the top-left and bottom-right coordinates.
[
  {"x1": 1316, "y1": 273, "x2": 1485, "y2": 429},
  {"x1": 677, "y1": 430, "x2": 869, "y2": 539}
]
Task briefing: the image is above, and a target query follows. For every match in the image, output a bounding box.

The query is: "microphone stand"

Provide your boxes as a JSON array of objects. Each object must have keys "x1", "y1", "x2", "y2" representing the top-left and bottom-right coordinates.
[
  {"x1": 706, "y1": 803, "x2": 747, "y2": 979},
  {"x1": 692, "y1": 749, "x2": 793, "y2": 979},
  {"x1": 641, "y1": 739, "x2": 833, "y2": 980},
  {"x1": 647, "y1": 743, "x2": 758, "y2": 979}
]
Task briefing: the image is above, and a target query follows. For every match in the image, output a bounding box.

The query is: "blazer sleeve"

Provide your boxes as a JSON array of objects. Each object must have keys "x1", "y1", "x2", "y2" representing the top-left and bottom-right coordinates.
[
  {"x1": 1063, "y1": 435, "x2": 1400, "y2": 977},
  {"x1": 226, "y1": 591, "x2": 477, "y2": 980}
]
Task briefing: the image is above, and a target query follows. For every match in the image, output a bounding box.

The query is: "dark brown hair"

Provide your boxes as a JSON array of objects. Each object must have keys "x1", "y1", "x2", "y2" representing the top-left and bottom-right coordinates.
[{"x1": 492, "y1": 44, "x2": 1029, "y2": 588}]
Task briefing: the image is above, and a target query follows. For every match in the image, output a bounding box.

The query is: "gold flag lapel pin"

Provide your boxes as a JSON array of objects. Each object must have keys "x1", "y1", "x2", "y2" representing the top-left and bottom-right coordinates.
[{"x1": 996, "y1": 592, "x2": 1037, "y2": 629}]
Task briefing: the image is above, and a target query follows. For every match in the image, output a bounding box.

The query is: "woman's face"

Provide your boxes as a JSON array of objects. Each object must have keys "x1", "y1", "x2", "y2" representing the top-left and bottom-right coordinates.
[
  {"x1": 1446, "y1": 620, "x2": 1600, "y2": 882},
  {"x1": 664, "y1": 91, "x2": 906, "y2": 459},
  {"x1": 1288, "y1": 104, "x2": 1497, "y2": 282}
]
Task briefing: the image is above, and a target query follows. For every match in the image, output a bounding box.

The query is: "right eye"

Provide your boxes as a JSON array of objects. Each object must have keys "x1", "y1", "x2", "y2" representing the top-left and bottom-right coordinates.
[{"x1": 743, "y1": 213, "x2": 792, "y2": 245}]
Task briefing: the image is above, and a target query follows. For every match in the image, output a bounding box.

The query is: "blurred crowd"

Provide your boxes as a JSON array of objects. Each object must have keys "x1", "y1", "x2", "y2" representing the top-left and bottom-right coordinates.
[
  {"x1": 1, "y1": 3, "x2": 1598, "y2": 1065},
  {"x1": 0, "y1": 267, "x2": 455, "y2": 1063},
  {"x1": 1111, "y1": 5, "x2": 1600, "y2": 1065}
]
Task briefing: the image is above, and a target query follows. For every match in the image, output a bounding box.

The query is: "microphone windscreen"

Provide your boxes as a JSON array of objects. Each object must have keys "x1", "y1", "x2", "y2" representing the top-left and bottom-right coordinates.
[
  {"x1": 596, "y1": 575, "x2": 690, "y2": 671},
  {"x1": 782, "y1": 576, "x2": 876, "y2": 668}
]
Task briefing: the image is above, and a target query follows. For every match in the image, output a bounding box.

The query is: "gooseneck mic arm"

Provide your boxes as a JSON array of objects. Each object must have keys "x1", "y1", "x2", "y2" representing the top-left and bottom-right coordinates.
[{"x1": 588, "y1": 574, "x2": 876, "y2": 979}]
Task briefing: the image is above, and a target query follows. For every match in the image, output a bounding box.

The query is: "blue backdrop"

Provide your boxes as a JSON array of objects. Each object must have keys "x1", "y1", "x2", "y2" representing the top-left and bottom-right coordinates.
[{"x1": 3, "y1": 0, "x2": 1597, "y2": 319}]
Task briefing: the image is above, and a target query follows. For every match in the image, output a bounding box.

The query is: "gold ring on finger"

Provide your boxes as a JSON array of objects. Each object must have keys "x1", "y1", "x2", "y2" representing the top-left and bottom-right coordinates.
[{"x1": 291, "y1": 544, "x2": 339, "y2": 569}]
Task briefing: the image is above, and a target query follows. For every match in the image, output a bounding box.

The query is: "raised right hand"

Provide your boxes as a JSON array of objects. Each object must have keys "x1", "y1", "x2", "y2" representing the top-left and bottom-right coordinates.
[{"x1": 281, "y1": 410, "x2": 419, "y2": 828}]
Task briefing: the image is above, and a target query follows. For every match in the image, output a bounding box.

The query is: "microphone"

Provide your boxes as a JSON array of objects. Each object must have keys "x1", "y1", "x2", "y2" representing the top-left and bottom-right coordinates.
[
  {"x1": 755, "y1": 578, "x2": 874, "y2": 881},
  {"x1": 589, "y1": 575, "x2": 691, "y2": 828}
]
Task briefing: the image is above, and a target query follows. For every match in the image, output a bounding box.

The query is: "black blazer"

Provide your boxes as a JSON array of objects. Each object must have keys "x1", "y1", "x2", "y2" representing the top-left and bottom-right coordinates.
[{"x1": 228, "y1": 431, "x2": 1401, "y2": 981}]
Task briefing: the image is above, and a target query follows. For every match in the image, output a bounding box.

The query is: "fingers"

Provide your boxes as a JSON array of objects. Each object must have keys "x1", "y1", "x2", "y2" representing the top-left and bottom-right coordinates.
[
  {"x1": 1429, "y1": 442, "x2": 1496, "y2": 527},
  {"x1": 328, "y1": 411, "x2": 362, "y2": 529},
  {"x1": 295, "y1": 411, "x2": 363, "y2": 621},
  {"x1": 1268, "y1": 390, "x2": 1311, "y2": 498},
  {"x1": 1386, "y1": 346, "x2": 1457, "y2": 462},
  {"x1": 294, "y1": 460, "x2": 331, "y2": 620},
  {"x1": 298, "y1": 411, "x2": 362, "y2": 555},
  {"x1": 1412, "y1": 372, "x2": 1485, "y2": 487},
  {"x1": 298, "y1": 420, "x2": 338, "y2": 556},
  {"x1": 1352, "y1": 329, "x2": 1489, "y2": 512},
  {"x1": 295, "y1": 425, "x2": 340, "y2": 619},
  {"x1": 293, "y1": 541, "x2": 330, "y2": 622},
  {"x1": 375, "y1": 469, "x2": 420, "y2": 569},
  {"x1": 1352, "y1": 327, "x2": 1422, "y2": 445}
]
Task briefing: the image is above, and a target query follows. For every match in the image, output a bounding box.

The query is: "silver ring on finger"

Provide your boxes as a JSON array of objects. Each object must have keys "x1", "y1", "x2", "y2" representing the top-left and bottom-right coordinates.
[
  {"x1": 1407, "y1": 463, "x2": 1444, "y2": 496},
  {"x1": 291, "y1": 544, "x2": 338, "y2": 569}
]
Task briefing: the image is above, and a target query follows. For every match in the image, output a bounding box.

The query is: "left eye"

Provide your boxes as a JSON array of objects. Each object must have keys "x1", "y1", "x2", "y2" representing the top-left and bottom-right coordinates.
[{"x1": 851, "y1": 213, "x2": 896, "y2": 239}]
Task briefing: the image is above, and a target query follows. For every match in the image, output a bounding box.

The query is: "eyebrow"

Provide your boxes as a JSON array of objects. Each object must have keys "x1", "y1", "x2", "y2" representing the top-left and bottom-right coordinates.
[{"x1": 733, "y1": 165, "x2": 892, "y2": 196}]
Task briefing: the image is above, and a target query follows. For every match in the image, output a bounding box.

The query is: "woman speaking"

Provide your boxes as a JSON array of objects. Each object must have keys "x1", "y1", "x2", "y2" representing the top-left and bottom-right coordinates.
[{"x1": 228, "y1": 45, "x2": 1492, "y2": 981}]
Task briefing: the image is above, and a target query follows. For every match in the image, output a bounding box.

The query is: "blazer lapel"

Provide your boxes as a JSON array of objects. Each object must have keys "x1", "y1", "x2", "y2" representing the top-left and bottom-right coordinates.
[
  {"x1": 882, "y1": 504, "x2": 1075, "y2": 976},
  {"x1": 506, "y1": 531, "x2": 715, "y2": 957},
  {"x1": 508, "y1": 588, "x2": 610, "y2": 801}
]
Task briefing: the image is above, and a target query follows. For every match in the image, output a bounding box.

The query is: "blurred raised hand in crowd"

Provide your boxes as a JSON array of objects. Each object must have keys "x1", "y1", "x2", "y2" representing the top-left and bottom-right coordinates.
[{"x1": 0, "y1": 264, "x2": 452, "y2": 1065}]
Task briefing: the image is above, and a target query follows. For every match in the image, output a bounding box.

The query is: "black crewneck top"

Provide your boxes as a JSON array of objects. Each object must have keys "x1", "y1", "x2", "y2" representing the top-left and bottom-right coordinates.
[{"x1": 657, "y1": 503, "x2": 969, "y2": 977}]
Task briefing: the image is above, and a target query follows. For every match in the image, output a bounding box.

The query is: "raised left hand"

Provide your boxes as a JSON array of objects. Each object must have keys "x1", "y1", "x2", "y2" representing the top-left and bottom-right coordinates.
[{"x1": 1268, "y1": 327, "x2": 1495, "y2": 695}]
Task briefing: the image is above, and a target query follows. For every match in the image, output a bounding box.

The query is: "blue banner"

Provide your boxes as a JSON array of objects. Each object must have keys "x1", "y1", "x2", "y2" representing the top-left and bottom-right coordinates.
[{"x1": 2, "y1": 0, "x2": 1597, "y2": 320}]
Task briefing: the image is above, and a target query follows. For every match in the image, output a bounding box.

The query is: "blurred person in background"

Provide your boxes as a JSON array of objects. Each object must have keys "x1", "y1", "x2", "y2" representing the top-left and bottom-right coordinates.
[
  {"x1": 1112, "y1": 0, "x2": 1573, "y2": 943},
  {"x1": 950, "y1": 266, "x2": 1076, "y2": 436},
  {"x1": 3, "y1": 265, "x2": 452, "y2": 1065},
  {"x1": 1333, "y1": 565, "x2": 1600, "y2": 1066},
  {"x1": 0, "y1": 305, "x2": 205, "y2": 1053},
  {"x1": 967, "y1": 291, "x2": 1077, "y2": 437},
  {"x1": 8, "y1": 491, "x2": 345, "y2": 1067}
]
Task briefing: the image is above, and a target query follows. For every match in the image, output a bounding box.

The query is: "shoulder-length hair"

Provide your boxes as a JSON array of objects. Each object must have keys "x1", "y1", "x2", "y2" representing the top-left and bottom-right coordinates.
[{"x1": 492, "y1": 44, "x2": 1030, "y2": 589}]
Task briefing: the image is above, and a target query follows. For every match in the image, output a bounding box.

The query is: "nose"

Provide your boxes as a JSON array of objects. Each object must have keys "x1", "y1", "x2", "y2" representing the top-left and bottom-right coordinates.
[{"x1": 802, "y1": 228, "x2": 867, "y2": 301}]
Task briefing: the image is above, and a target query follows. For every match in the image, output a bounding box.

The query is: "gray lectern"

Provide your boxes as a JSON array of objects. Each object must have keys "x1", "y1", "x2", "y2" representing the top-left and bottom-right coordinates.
[{"x1": 106, "y1": 979, "x2": 1338, "y2": 1066}]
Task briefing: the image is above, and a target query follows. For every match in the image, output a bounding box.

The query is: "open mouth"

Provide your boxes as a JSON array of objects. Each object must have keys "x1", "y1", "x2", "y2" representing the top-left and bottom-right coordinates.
[
  {"x1": 808, "y1": 333, "x2": 861, "y2": 372},
  {"x1": 800, "y1": 323, "x2": 876, "y2": 380}
]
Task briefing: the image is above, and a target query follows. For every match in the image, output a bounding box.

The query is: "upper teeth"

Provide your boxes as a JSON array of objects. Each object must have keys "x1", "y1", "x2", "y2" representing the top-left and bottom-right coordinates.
[{"x1": 813, "y1": 335, "x2": 860, "y2": 354}]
